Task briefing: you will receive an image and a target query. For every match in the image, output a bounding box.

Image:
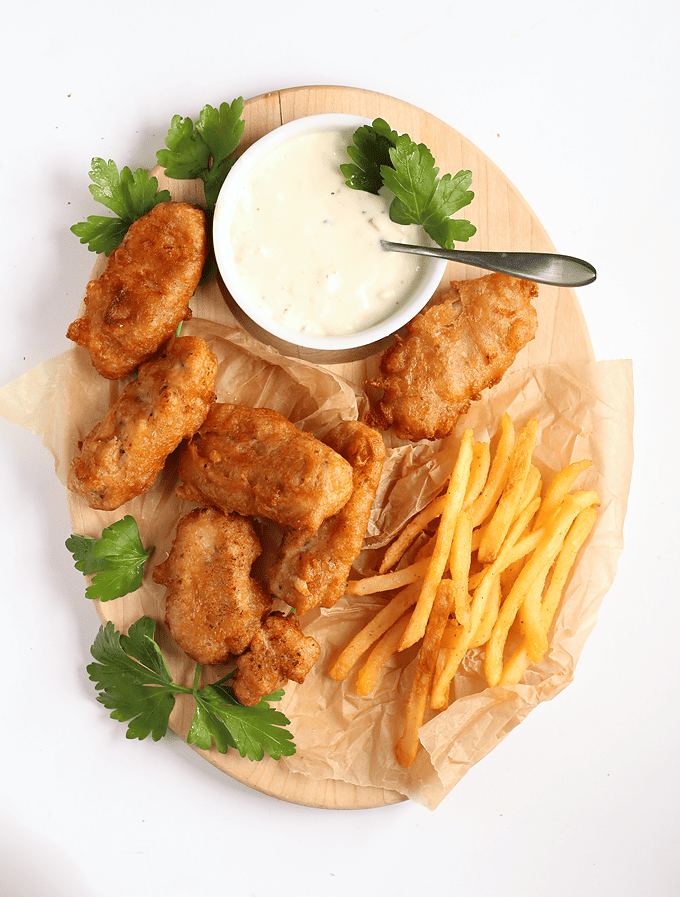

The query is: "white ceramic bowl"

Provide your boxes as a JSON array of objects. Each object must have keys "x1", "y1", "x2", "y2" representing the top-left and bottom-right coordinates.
[{"x1": 213, "y1": 113, "x2": 447, "y2": 362}]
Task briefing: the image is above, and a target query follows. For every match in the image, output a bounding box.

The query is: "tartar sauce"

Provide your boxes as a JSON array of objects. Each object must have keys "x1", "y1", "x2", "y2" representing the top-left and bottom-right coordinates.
[{"x1": 228, "y1": 128, "x2": 428, "y2": 337}]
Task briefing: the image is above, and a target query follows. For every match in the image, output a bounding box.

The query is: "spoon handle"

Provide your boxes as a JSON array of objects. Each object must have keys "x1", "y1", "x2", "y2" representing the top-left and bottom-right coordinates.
[{"x1": 380, "y1": 241, "x2": 596, "y2": 288}]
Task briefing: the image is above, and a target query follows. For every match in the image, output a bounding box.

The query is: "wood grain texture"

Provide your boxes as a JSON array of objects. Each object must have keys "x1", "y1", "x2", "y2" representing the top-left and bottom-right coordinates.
[{"x1": 70, "y1": 86, "x2": 593, "y2": 810}]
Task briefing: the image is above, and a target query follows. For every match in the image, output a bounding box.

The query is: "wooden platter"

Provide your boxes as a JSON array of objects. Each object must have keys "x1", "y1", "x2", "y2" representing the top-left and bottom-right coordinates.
[{"x1": 68, "y1": 85, "x2": 595, "y2": 810}]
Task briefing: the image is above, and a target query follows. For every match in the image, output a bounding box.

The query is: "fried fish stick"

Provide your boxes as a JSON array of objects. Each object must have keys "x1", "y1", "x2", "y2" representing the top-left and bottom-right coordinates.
[
  {"x1": 268, "y1": 420, "x2": 386, "y2": 614},
  {"x1": 367, "y1": 274, "x2": 538, "y2": 441},
  {"x1": 67, "y1": 335, "x2": 217, "y2": 510},
  {"x1": 153, "y1": 507, "x2": 272, "y2": 664},
  {"x1": 177, "y1": 403, "x2": 354, "y2": 531},
  {"x1": 232, "y1": 612, "x2": 321, "y2": 707},
  {"x1": 67, "y1": 201, "x2": 207, "y2": 379}
]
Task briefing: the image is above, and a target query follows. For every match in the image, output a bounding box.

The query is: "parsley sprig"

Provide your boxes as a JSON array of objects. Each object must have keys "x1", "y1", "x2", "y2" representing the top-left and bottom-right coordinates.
[
  {"x1": 70, "y1": 160, "x2": 172, "y2": 255},
  {"x1": 156, "y1": 98, "x2": 245, "y2": 212},
  {"x1": 342, "y1": 118, "x2": 399, "y2": 194},
  {"x1": 342, "y1": 118, "x2": 477, "y2": 250},
  {"x1": 66, "y1": 516, "x2": 154, "y2": 602},
  {"x1": 88, "y1": 617, "x2": 296, "y2": 760},
  {"x1": 71, "y1": 99, "x2": 245, "y2": 258}
]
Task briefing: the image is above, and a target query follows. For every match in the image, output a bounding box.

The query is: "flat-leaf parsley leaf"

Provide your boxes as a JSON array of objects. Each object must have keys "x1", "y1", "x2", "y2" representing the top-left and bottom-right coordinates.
[
  {"x1": 87, "y1": 617, "x2": 296, "y2": 760},
  {"x1": 157, "y1": 98, "x2": 245, "y2": 212},
  {"x1": 70, "y1": 159, "x2": 171, "y2": 255},
  {"x1": 66, "y1": 515, "x2": 154, "y2": 602},
  {"x1": 188, "y1": 671, "x2": 292, "y2": 761},
  {"x1": 88, "y1": 617, "x2": 176, "y2": 741},
  {"x1": 341, "y1": 118, "x2": 399, "y2": 194},
  {"x1": 343, "y1": 118, "x2": 476, "y2": 250}
]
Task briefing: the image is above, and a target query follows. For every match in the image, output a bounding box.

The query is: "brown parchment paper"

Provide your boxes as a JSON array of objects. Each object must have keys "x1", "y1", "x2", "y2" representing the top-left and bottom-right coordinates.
[{"x1": 0, "y1": 294, "x2": 633, "y2": 809}]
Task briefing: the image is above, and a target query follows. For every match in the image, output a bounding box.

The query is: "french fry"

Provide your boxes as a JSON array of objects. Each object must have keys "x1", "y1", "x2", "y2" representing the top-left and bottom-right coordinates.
[
  {"x1": 497, "y1": 644, "x2": 531, "y2": 687},
  {"x1": 329, "y1": 582, "x2": 420, "y2": 681},
  {"x1": 468, "y1": 413, "x2": 515, "y2": 527},
  {"x1": 344, "y1": 557, "x2": 431, "y2": 595},
  {"x1": 500, "y1": 554, "x2": 525, "y2": 596},
  {"x1": 440, "y1": 618, "x2": 463, "y2": 651},
  {"x1": 522, "y1": 504, "x2": 598, "y2": 663},
  {"x1": 488, "y1": 573, "x2": 544, "y2": 687},
  {"x1": 468, "y1": 508, "x2": 543, "y2": 591},
  {"x1": 356, "y1": 614, "x2": 411, "y2": 696},
  {"x1": 469, "y1": 573, "x2": 502, "y2": 648},
  {"x1": 518, "y1": 465, "x2": 542, "y2": 516},
  {"x1": 517, "y1": 491, "x2": 599, "y2": 664},
  {"x1": 462, "y1": 440, "x2": 492, "y2": 510},
  {"x1": 378, "y1": 495, "x2": 446, "y2": 574},
  {"x1": 414, "y1": 533, "x2": 437, "y2": 561},
  {"x1": 429, "y1": 587, "x2": 483, "y2": 709},
  {"x1": 450, "y1": 510, "x2": 473, "y2": 627},
  {"x1": 432, "y1": 613, "x2": 463, "y2": 696},
  {"x1": 431, "y1": 563, "x2": 499, "y2": 708},
  {"x1": 429, "y1": 495, "x2": 542, "y2": 708},
  {"x1": 499, "y1": 505, "x2": 598, "y2": 686},
  {"x1": 395, "y1": 580, "x2": 455, "y2": 768},
  {"x1": 398, "y1": 429, "x2": 475, "y2": 651},
  {"x1": 484, "y1": 490, "x2": 600, "y2": 686},
  {"x1": 519, "y1": 578, "x2": 551, "y2": 663},
  {"x1": 539, "y1": 505, "x2": 598, "y2": 631},
  {"x1": 470, "y1": 526, "x2": 483, "y2": 554},
  {"x1": 532, "y1": 459, "x2": 592, "y2": 532},
  {"x1": 477, "y1": 418, "x2": 539, "y2": 564}
]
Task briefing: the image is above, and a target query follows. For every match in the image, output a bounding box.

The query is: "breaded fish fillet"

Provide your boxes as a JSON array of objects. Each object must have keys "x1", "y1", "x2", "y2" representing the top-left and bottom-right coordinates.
[
  {"x1": 67, "y1": 201, "x2": 207, "y2": 379},
  {"x1": 153, "y1": 507, "x2": 272, "y2": 665},
  {"x1": 269, "y1": 420, "x2": 386, "y2": 615},
  {"x1": 367, "y1": 273, "x2": 538, "y2": 441},
  {"x1": 176, "y1": 403, "x2": 354, "y2": 531},
  {"x1": 67, "y1": 335, "x2": 217, "y2": 510},
  {"x1": 232, "y1": 612, "x2": 321, "y2": 707}
]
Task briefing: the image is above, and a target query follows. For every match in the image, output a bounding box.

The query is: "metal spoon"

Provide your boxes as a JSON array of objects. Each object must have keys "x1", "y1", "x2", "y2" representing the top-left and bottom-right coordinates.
[{"x1": 380, "y1": 240, "x2": 596, "y2": 287}]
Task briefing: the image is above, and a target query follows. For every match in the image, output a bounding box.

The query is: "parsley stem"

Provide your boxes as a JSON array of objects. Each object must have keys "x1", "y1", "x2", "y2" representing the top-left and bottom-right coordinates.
[{"x1": 192, "y1": 663, "x2": 202, "y2": 692}]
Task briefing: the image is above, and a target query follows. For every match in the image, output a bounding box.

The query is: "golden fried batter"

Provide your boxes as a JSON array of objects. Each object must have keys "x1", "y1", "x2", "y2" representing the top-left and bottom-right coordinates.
[
  {"x1": 269, "y1": 420, "x2": 386, "y2": 615},
  {"x1": 67, "y1": 335, "x2": 217, "y2": 510},
  {"x1": 67, "y1": 201, "x2": 207, "y2": 379},
  {"x1": 232, "y1": 612, "x2": 321, "y2": 707},
  {"x1": 153, "y1": 507, "x2": 272, "y2": 665},
  {"x1": 367, "y1": 273, "x2": 538, "y2": 441},
  {"x1": 176, "y1": 403, "x2": 354, "y2": 531}
]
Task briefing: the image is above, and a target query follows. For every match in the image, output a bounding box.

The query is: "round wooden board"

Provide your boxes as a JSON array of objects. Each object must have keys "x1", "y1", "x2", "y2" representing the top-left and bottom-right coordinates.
[{"x1": 69, "y1": 85, "x2": 594, "y2": 810}]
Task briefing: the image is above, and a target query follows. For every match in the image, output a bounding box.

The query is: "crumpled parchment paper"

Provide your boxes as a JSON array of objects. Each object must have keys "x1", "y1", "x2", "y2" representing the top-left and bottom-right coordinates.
[{"x1": 0, "y1": 292, "x2": 633, "y2": 809}]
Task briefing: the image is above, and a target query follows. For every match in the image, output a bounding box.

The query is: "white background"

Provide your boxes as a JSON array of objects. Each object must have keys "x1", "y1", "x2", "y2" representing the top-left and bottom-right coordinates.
[{"x1": 1, "y1": 1, "x2": 678, "y2": 895}]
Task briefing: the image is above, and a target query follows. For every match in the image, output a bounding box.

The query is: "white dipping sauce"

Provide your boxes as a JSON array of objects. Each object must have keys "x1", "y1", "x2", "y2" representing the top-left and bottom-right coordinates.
[{"x1": 228, "y1": 128, "x2": 428, "y2": 337}]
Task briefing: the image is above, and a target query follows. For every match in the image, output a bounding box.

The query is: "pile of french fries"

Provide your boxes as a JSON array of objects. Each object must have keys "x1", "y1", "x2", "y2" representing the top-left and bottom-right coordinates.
[{"x1": 329, "y1": 414, "x2": 600, "y2": 768}]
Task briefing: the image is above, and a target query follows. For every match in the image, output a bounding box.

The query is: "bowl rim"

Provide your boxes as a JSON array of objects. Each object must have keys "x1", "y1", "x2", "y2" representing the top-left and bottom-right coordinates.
[{"x1": 212, "y1": 112, "x2": 447, "y2": 352}]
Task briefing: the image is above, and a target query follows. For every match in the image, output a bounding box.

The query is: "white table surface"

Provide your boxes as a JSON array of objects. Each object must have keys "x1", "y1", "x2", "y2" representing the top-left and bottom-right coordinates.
[{"x1": 1, "y1": 1, "x2": 677, "y2": 895}]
